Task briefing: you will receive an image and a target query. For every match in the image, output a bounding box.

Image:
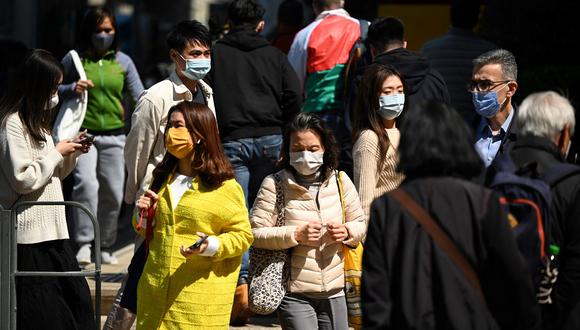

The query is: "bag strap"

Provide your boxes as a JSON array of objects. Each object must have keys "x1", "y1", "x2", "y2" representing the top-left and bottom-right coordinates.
[
  {"x1": 273, "y1": 173, "x2": 285, "y2": 227},
  {"x1": 135, "y1": 185, "x2": 159, "y2": 257},
  {"x1": 69, "y1": 50, "x2": 87, "y2": 81},
  {"x1": 542, "y1": 163, "x2": 580, "y2": 186},
  {"x1": 335, "y1": 171, "x2": 346, "y2": 224},
  {"x1": 136, "y1": 206, "x2": 156, "y2": 257},
  {"x1": 389, "y1": 188, "x2": 486, "y2": 301}
]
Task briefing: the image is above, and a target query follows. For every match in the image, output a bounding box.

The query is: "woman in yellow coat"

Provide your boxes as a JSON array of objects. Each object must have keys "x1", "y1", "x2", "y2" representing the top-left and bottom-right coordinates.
[{"x1": 135, "y1": 101, "x2": 253, "y2": 329}]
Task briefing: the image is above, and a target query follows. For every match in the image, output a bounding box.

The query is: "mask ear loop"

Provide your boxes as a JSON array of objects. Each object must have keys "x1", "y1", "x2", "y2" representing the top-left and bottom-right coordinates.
[{"x1": 498, "y1": 82, "x2": 511, "y2": 106}]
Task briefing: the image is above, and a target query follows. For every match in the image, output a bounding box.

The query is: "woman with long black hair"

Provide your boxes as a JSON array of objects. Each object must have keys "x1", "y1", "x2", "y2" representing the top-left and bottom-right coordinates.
[{"x1": 0, "y1": 49, "x2": 95, "y2": 329}]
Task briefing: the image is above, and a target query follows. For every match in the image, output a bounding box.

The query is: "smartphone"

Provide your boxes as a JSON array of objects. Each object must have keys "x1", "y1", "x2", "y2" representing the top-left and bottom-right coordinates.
[
  {"x1": 189, "y1": 235, "x2": 208, "y2": 250},
  {"x1": 79, "y1": 133, "x2": 95, "y2": 145}
]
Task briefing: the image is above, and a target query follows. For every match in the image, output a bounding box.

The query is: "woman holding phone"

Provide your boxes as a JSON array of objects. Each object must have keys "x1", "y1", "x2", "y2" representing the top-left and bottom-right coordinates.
[
  {"x1": 0, "y1": 49, "x2": 95, "y2": 329},
  {"x1": 134, "y1": 101, "x2": 253, "y2": 329}
]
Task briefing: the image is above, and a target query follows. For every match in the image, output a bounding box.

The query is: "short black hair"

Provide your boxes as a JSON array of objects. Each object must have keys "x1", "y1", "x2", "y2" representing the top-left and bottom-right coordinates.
[
  {"x1": 367, "y1": 17, "x2": 405, "y2": 52},
  {"x1": 397, "y1": 101, "x2": 483, "y2": 180},
  {"x1": 78, "y1": 7, "x2": 118, "y2": 52},
  {"x1": 312, "y1": 0, "x2": 342, "y2": 12},
  {"x1": 281, "y1": 112, "x2": 339, "y2": 181},
  {"x1": 278, "y1": 0, "x2": 303, "y2": 27},
  {"x1": 228, "y1": 0, "x2": 265, "y2": 27},
  {"x1": 166, "y1": 20, "x2": 211, "y2": 52},
  {"x1": 450, "y1": 0, "x2": 481, "y2": 30}
]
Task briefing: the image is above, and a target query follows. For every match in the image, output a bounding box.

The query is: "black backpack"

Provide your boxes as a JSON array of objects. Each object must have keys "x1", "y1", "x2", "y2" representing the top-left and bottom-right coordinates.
[{"x1": 490, "y1": 154, "x2": 580, "y2": 290}]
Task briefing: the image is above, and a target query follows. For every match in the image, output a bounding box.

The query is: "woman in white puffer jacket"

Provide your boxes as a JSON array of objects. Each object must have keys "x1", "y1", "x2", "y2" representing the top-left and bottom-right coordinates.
[{"x1": 250, "y1": 112, "x2": 366, "y2": 330}]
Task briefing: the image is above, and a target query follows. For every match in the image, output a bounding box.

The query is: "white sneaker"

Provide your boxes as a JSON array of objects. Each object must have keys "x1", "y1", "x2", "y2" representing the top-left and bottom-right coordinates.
[
  {"x1": 101, "y1": 251, "x2": 119, "y2": 265},
  {"x1": 76, "y1": 244, "x2": 92, "y2": 266}
]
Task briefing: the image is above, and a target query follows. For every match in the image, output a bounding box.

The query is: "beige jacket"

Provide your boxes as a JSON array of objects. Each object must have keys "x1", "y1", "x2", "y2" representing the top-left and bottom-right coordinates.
[
  {"x1": 250, "y1": 169, "x2": 366, "y2": 295},
  {"x1": 124, "y1": 71, "x2": 214, "y2": 203}
]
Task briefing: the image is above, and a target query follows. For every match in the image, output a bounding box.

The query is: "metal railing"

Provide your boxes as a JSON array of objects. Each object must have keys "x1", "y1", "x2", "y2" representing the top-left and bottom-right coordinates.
[{"x1": 0, "y1": 201, "x2": 101, "y2": 330}]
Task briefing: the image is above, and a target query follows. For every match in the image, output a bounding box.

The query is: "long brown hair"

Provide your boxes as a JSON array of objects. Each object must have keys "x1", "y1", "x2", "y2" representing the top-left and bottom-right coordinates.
[
  {"x1": 352, "y1": 64, "x2": 408, "y2": 166},
  {"x1": 151, "y1": 102, "x2": 234, "y2": 191}
]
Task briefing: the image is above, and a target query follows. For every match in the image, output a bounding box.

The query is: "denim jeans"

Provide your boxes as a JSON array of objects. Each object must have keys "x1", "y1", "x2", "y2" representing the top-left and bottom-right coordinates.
[{"x1": 223, "y1": 134, "x2": 283, "y2": 283}]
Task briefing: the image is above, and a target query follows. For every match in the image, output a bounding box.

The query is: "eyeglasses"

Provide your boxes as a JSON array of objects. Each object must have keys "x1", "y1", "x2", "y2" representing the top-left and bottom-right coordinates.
[{"x1": 468, "y1": 79, "x2": 511, "y2": 92}]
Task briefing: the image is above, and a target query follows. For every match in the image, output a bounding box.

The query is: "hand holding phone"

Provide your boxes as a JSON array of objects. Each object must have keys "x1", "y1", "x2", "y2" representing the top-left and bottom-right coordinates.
[
  {"x1": 180, "y1": 233, "x2": 209, "y2": 258},
  {"x1": 79, "y1": 132, "x2": 95, "y2": 145},
  {"x1": 189, "y1": 235, "x2": 208, "y2": 250}
]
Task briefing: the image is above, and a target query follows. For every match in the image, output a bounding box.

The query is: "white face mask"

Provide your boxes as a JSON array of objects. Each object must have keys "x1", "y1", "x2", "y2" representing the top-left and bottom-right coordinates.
[
  {"x1": 177, "y1": 53, "x2": 211, "y2": 81},
  {"x1": 564, "y1": 142, "x2": 572, "y2": 159},
  {"x1": 46, "y1": 94, "x2": 59, "y2": 110},
  {"x1": 289, "y1": 151, "x2": 324, "y2": 176},
  {"x1": 377, "y1": 94, "x2": 405, "y2": 120}
]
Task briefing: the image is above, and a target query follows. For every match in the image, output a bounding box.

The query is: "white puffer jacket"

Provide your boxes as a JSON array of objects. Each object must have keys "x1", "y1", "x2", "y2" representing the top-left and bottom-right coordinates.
[{"x1": 250, "y1": 169, "x2": 366, "y2": 294}]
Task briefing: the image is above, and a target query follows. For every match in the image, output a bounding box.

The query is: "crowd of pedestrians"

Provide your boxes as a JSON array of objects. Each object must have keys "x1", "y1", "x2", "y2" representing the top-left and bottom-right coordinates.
[{"x1": 1, "y1": 0, "x2": 580, "y2": 329}]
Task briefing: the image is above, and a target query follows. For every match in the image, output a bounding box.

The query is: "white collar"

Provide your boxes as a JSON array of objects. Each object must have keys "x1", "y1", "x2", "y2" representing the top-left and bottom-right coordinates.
[{"x1": 315, "y1": 8, "x2": 350, "y2": 21}]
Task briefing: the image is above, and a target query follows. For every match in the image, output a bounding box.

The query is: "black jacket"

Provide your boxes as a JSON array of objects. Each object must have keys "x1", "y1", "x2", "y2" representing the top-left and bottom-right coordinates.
[
  {"x1": 363, "y1": 177, "x2": 540, "y2": 330},
  {"x1": 373, "y1": 48, "x2": 450, "y2": 105},
  {"x1": 208, "y1": 26, "x2": 301, "y2": 141},
  {"x1": 476, "y1": 106, "x2": 519, "y2": 186},
  {"x1": 509, "y1": 135, "x2": 580, "y2": 330}
]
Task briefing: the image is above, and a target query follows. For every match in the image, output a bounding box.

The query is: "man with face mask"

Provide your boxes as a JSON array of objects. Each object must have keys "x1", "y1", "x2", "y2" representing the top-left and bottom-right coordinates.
[
  {"x1": 106, "y1": 20, "x2": 215, "y2": 328},
  {"x1": 506, "y1": 91, "x2": 580, "y2": 330},
  {"x1": 125, "y1": 20, "x2": 214, "y2": 206},
  {"x1": 470, "y1": 49, "x2": 519, "y2": 170}
]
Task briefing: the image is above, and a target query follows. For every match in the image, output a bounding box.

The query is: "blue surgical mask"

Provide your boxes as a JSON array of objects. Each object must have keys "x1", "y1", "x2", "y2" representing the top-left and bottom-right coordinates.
[
  {"x1": 377, "y1": 94, "x2": 405, "y2": 120},
  {"x1": 178, "y1": 53, "x2": 211, "y2": 81},
  {"x1": 472, "y1": 85, "x2": 508, "y2": 118},
  {"x1": 91, "y1": 32, "x2": 114, "y2": 53}
]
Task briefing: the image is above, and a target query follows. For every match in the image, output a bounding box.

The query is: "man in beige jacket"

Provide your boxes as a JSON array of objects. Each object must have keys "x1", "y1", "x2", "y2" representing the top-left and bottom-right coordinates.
[{"x1": 124, "y1": 20, "x2": 215, "y2": 205}]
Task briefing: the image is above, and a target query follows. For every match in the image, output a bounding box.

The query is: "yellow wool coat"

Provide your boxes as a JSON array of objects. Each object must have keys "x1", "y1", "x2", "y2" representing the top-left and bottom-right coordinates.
[{"x1": 136, "y1": 175, "x2": 253, "y2": 329}]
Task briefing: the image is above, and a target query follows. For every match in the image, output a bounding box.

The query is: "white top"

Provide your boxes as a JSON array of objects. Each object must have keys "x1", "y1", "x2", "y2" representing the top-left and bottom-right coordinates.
[
  {"x1": 168, "y1": 173, "x2": 218, "y2": 257},
  {"x1": 0, "y1": 112, "x2": 80, "y2": 244},
  {"x1": 169, "y1": 173, "x2": 193, "y2": 210}
]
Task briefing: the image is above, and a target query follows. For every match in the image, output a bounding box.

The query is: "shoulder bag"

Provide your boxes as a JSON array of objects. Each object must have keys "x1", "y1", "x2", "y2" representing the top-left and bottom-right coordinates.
[
  {"x1": 389, "y1": 188, "x2": 486, "y2": 302},
  {"x1": 336, "y1": 171, "x2": 364, "y2": 329},
  {"x1": 53, "y1": 50, "x2": 88, "y2": 142},
  {"x1": 248, "y1": 173, "x2": 290, "y2": 315}
]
